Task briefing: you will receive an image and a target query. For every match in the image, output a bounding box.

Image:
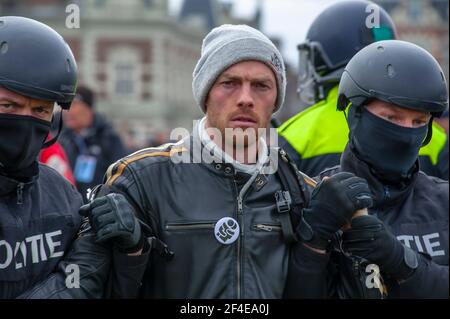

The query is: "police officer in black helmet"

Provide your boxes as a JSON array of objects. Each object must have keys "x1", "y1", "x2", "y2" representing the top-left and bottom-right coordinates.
[
  {"x1": 0, "y1": 16, "x2": 148, "y2": 299},
  {"x1": 0, "y1": 17, "x2": 76, "y2": 173},
  {"x1": 0, "y1": 16, "x2": 83, "y2": 298},
  {"x1": 278, "y1": 0, "x2": 448, "y2": 181},
  {"x1": 321, "y1": 40, "x2": 448, "y2": 298}
]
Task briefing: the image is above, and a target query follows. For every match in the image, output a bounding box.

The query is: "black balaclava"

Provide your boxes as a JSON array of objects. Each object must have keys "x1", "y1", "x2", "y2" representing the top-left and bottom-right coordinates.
[
  {"x1": 0, "y1": 114, "x2": 51, "y2": 179},
  {"x1": 347, "y1": 105, "x2": 428, "y2": 184}
]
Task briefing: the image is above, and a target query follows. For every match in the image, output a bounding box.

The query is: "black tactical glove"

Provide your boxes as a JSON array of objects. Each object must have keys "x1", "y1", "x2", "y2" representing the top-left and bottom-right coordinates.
[
  {"x1": 80, "y1": 193, "x2": 144, "y2": 254},
  {"x1": 342, "y1": 215, "x2": 418, "y2": 280},
  {"x1": 297, "y1": 172, "x2": 373, "y2": 251}
]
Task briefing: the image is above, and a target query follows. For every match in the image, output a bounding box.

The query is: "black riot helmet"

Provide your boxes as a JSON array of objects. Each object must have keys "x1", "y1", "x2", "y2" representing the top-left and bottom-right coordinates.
[
  {"x1": 297, "y1": 0, "x2": 396, "y2": 104},
  {"x1": 0, "y1": 16, "x2": 77, "y2": 109},
  {"x1": 338, "y1": 40, "x2": 449, "y2": 145}
]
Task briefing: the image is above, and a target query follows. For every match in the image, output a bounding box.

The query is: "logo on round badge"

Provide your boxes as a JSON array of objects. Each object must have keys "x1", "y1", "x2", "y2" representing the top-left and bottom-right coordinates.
[{"x1": 214, "y1": 217, "x2": 240, "y2": 245}]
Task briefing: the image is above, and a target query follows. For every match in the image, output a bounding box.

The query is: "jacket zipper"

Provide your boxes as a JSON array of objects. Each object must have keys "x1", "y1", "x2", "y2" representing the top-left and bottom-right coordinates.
[
  {"x1": 352, "y1": 258, "x2": 367, "y2": 299},
  {"x1": 16, "y1": 183, "x2": 24, "y2": 205},
  {"x1": 253, "y1": 224, "x2": 282, "y2": 232},
  {"x1": 234, "y1": 170, "x2": 260, "y2": 299},
  {"x1": 235, "y1": 184, "x2": 243, "y2": 300},
  {"x1": 165, "y1": 222, "x2": 215, "y2": 231},
  {"x1": 383, "y1": 185, "x2": 391, "y2": 201},
  {"x1": 372, "y1": 185, "x2": 391, "y2": 219}
]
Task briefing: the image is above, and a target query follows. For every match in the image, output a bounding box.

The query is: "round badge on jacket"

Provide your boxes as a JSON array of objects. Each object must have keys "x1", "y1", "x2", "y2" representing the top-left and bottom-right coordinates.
[{"x1": 214, "y1": 217, "x2": 240, "y2": 245}]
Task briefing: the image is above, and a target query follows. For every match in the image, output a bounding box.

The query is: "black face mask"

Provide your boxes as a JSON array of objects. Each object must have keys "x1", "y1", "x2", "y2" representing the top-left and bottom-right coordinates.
[
  {"x1": 348, "y1": 106, "x2": 428, "y2": 183},
  {"x1": 0, "y1": 113, "x2": 51, "y2": 177}
]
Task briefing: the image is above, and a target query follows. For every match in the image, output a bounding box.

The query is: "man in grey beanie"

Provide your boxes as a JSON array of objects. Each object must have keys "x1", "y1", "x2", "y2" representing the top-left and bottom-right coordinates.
[
  {"x1": 192, "y1": 24, "x2": 287, "y2": 171},
  {"x1": 193, "y1": 24, "x2": 286, "y2": 114},
  {"x1": 70, "y1": 24, "x2": 372, "y2": 299}
]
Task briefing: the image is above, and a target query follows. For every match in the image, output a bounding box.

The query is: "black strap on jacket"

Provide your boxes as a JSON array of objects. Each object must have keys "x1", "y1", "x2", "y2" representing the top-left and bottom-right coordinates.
[{"x1": 275, "y1": 148, "x2": 311, "y2": 244}]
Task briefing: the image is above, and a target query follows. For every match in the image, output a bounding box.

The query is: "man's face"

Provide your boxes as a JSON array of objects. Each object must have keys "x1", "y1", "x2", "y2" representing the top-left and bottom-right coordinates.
[
  {"x1": 366, "y1": 100, "x2": 431, "y2": 128},
  {"x1": 63, "y1": 99, "x2": 93, "y2": 132},
  {"x1": 0, "y1": 86, "x2": 54, "y2": 121},
  {"x1": 205, "y1": 61, "x2": 277, "y2": 147}
]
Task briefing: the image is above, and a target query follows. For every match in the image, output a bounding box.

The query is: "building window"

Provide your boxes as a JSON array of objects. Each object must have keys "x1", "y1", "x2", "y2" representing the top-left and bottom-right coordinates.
[
  {"x1": 409, "y1": 0, "x2": 421, "y2": 21},
  {"x1": 107, "y1": 46, "x2": 142, "y2": 101},
  {"x1": 115, "y1": 63, "x2": 135, "y2": 96},
  {"x1": 95, "y1": 0, "x2": 106, "y2": 7},
  {"x1": 143, "y1": 0, "x2": 153, "y2": 8}
]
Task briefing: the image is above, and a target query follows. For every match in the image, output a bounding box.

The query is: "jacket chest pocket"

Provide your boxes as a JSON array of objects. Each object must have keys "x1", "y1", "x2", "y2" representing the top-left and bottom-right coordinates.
[
  {"x1": 165, "y1": 221, "x2": 216, "y2": 232},
  {"x1": 163, "y1": 220, "x2": 220, "y2": 250},
  {"x1": 252, "y1": 223, "x2": 282, "y2": 233}
]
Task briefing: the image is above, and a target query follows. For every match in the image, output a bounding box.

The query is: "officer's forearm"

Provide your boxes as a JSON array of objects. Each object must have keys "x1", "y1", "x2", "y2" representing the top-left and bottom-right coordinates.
[
  {"x1": 388, "y1": 254, "x2": 448, "y2": 298},
  {"x1": 284, "y1": 243, "x2": 331, "y2": 298},
  {"x1": 111, "y1": 241, "x2": 150, "y2": 298},
  {"x1": 18, "y1": 234, "x2": 112, "y2": 299}
]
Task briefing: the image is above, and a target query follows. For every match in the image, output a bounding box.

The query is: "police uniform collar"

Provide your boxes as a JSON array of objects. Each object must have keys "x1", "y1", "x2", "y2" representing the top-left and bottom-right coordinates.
[
  {"x1": 341, "y1": 144, "x2": 417, "y2": 208},
  {"x1": 0, "y1": 168, "x2": 37, "y2": 197}
]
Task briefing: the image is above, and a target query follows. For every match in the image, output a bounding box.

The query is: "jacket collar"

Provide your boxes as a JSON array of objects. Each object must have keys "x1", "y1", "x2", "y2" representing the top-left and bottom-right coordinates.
[
  {"x1": 187, "y1": 128, "x2": 240, "y2": 178},
  {"x1": 340, "y1": 144, "x2": 417, "y2": 208},
  {"x1": 195, "y1": 117, "x2": 270, "y2": 175},
  {"x1": 0, "y1": 169, "x2": 37, "y2": 197},
  {"x1": 184, "y1": 128, "x2": 276, "y2": 185}
]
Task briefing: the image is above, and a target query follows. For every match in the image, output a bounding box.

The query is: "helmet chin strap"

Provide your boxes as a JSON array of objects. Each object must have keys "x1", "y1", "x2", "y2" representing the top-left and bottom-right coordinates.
[
  {"x1": 42, "y1": 110, "x2": 63, "y2": 149},
  {"x1": 313, "y1": 66, "x2": 345, "y2": 100},
  {"x1": 421, "y1": 118, "x2": 434, "y2": 146},
  {"x1": 343, "y1": 104, "x2": 364, "y2": 157}
]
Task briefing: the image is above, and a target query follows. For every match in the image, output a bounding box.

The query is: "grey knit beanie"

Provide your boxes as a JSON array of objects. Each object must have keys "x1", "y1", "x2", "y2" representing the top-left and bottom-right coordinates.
[{"x1": 193, "y1": 24, "x2": 286, "y2": 113}]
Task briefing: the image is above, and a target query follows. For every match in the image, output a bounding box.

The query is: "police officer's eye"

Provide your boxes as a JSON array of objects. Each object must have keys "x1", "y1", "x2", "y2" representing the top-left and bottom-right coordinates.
[
  {"x1": 413, "y1": 119, "x2": 428, "y2": 126},
  {"x1": 34, "y1": 107, "x2": 50, "y2": 114},
  {"x1": 0, "y1": 103, "x2": 15, "y2": 109},
  {"x1": 385, "y1": 115, "x2": 397, "y2": 122}
]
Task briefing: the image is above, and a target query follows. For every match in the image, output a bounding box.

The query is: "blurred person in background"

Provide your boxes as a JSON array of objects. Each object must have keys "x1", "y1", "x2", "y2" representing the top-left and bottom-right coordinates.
[
  {"x1": 60, "y1": 85, "x2": 129, "y2": 201},
  {"x1": 39, "y1": 134, "x2": 75, "y2": 185},
  {"x1": 277, "y1": 0, "x2": 448, "y2": 180}
]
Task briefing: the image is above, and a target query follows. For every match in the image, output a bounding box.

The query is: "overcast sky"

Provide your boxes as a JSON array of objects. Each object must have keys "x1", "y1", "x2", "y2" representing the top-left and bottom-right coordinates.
[{"x1": 169, "y1": 0, "x2": 343, "y2": 68}]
